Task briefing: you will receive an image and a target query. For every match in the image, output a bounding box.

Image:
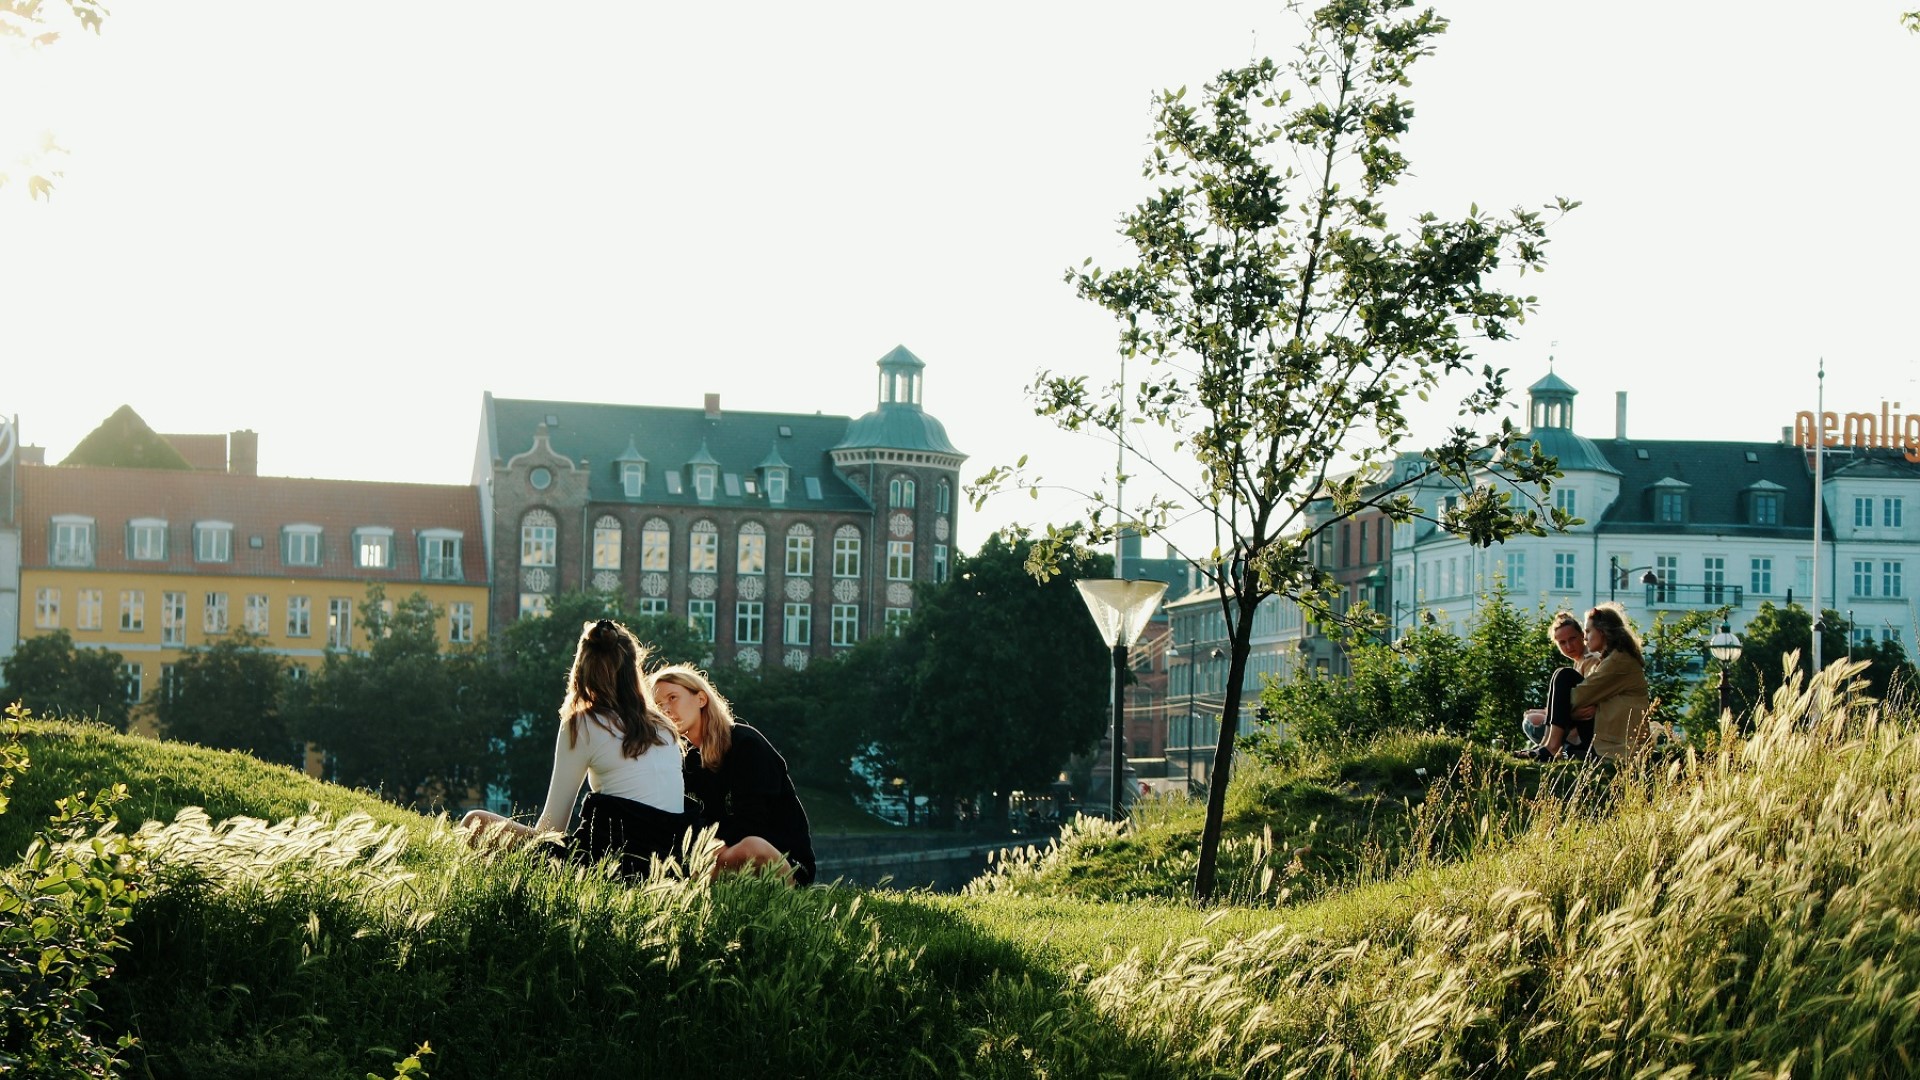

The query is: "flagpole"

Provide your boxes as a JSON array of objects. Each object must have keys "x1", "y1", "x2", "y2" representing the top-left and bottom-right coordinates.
[{"x1": 1811, "y1": 360, "x2": 1824, "y2": 674}]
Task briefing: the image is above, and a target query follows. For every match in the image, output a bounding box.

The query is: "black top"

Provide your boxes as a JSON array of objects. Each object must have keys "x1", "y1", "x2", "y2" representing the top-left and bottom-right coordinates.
[{"x1": 684, "y1": 723, "x2": 815, "y2": 884}]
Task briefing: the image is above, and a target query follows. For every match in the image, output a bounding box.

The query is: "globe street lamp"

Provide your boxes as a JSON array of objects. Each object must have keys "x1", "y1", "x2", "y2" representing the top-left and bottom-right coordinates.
[
  {"x1": 1609, "y1": 556, "x2": 1661, "y2": 603},
  {"x1": 1707, "y1": 621, "x2": 1743, "y2": 720},
  {"x1": 1076, "y1": 578, "x2": 1170, "y2": 819}
]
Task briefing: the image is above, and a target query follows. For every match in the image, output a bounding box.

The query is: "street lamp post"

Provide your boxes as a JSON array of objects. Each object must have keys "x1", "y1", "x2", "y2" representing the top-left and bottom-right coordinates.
[
  {"x1": 1708, "y1": 621, "x2": 1743, "y2": 721},
  {"x1": 1608, "y1": 556, "x2": 1661, "y2": 604},
  {"x1": 1076, "y1": 578, "x2": 1170, "y2": 820}
]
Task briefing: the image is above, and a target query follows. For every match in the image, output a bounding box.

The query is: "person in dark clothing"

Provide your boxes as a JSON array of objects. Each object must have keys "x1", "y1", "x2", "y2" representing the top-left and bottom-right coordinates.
[{"x1": 652, "y1": 663, "x2": 816, "y2": 886}]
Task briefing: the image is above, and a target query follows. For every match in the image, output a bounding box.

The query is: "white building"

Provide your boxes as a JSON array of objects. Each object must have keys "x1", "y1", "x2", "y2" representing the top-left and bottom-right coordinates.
[{"x1": 1392, "y1": 372, "x2": 1918, "y2": 650}]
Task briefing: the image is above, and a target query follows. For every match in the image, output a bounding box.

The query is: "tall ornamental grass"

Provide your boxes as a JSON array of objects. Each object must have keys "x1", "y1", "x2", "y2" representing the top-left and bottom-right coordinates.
[{"x1": 1065, "y1": 660, "x2": 1920, "y2": 1077}]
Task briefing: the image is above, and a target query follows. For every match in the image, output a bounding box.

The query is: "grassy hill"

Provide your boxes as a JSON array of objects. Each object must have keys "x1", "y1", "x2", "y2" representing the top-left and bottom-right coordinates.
[{"x1": 5, "y1": 664, "x2": 1918, "y2": 1078}]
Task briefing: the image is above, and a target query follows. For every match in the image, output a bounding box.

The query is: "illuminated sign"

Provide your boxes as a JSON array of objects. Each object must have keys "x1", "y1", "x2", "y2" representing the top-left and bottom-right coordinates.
[{"x1": 1793, "y1": 404, "x2": 1920, "y2": 463}]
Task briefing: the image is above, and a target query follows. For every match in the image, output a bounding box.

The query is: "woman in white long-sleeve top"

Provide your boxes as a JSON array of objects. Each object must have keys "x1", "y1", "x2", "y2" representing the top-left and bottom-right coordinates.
[{"x1": 461, "y1": 619, "x2": 690, "y2": 875}]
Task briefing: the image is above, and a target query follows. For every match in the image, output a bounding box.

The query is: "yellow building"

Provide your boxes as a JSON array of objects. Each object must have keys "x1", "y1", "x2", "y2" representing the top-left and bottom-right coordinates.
[{"x1": 16, "y1": 461, "x2": 489, "y2": 733}]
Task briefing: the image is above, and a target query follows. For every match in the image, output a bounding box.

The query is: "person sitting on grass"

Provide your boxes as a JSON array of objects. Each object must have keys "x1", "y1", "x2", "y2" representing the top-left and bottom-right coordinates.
[
  {"x1": 460, "y1": 619, "x2": 690, "y2": 876},
  {"x1": 1569, "y1": 603, "x2": 1653, "y2": 761},
  {"x1": 652, "y1": 663, "x2": 816, "y2": 887},
  {"x1": 1520, "y1": 610, "x2": 1601, "y2": 761}
]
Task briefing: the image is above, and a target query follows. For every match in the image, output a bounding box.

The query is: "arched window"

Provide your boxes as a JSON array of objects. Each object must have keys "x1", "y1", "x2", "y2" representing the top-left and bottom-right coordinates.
[
  {"x1": 592, "y1": 515, "x2": 622, "y2": 572},
  {"x1": 833, "y1": 525, "x2": 862, "y2": 578},
  {"x1": 690, "y1": 520, "x2": 719, "y2": 574},
  {"x1": 936, "y1": 479, "x2": 950, "y2": 514},
  {"x1": 738, "y1": 522, "x2": 766, "y2": 575},
  {"x1": 641, "y1": 518, "x2": 671, "y2": 571},
  {"x1": 520, "y1": 510, "x2": 556, "y2": 568},
  {"x1": 786, "y1": 523, "x2": 814, "y2": 576},
  {"x1": 888, "y1": 476, "x2": 916, "y2": 509}
]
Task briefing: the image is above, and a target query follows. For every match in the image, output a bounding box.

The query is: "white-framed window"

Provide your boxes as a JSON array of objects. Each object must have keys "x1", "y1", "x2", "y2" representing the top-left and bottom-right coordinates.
[
  {"x1": 765, "y1": 469, "x2": 787, "y2": 504},
  {"x1": 120, "y1": 590, "x2": 145, "y2": 632},
  {"x1": 1853, "y1": 559, "x2": 1874, "y2": 598},
  {"x1": 159, "y1": 664, "x2": 180, "y2": 705},
  {"x1": 1796, "y1": 557, "x2": 1814, "y2": 599},
  {"x1": 128, "y1": 518, "x2": 168, "y2": 561},
  {"x1": 1753, "y1": 493, "x2": 1781, "y2": 526},
  {"x1": 1553, "y1": 488, "x2": 1576, "y2": 517},
  {"x1": 355, "y1": 528, "x2": 393, "y2": 570},
  {"x1": 689, "y1": 520, "x2": 719, "y2": 573},
  {"x1": 1751, "y1": 557, "x2": 1773, "y2": 596},
  {"x1": 936, "y1": 480, "x2": 950, "y2": 514},
  {"x1": 735, "y1": 602, "x2": 764, "y2": 645},
  {"x1": 287, "y1": 595, "x2": 312, "y2": 637},
  {"x1": 1885, "y1": 561, "x2": 1904, "y2": 599},
  {"x1": 693, "y1": 465, "x2": 717, "y2": 501},
  {"x1": 887, "y1": 540, "x2": 914, "y2": 581},
  {"x1": 204, "y1": 592, "x2": 229, "y2": 634},
  {"x1": 160, "y1": 592, "x2": 187, "y2": 646},
  {"x1": 327, "y1": 598, "x2": 353, "y2": 649},
  {"x1": 1657, "y1": 491, "x2": 1686, "y2": 523},
  {"x1": 520, "y1": 511, "x2": 556, "y2": 568},
  {"x1": 592, "y1": 516, "x2": 622, "y2": 572},
  {"x1": 195, "y1": 521, "x2": 233, "y2": 563},
  {"x1": 784, "y1": 603, "x2": 811, "y2": 645},
  {"x1": 77, "y1": 589, "x2": 102, "y2": 631},
  {"x1": 51, "y1": 516, "x2": 95, "y2": 567},
  {"x1": 934, "y1": 544, "x2": 949, "y2": 584},
  {"x1": 621, "y1": 461, "x2": 646, "y2": 498},
  {"x1": 833, "y1": 526, "x2": 861, "y2": 578},
  {"x1": 889, "y1": 476, "x2": 916, "y2": 509},
  {"x1": 519, "y1": 593, "x2": 549, "y2": 619},
  {"x1": 449, "y1": 602, "x2": 475, "y2": 644},
  {"x1": 885, "y1": 608, "x2": 911, "y2": 636},
  {"x1": 1855, "y1": 497, "x2": 1874, "y2": 528},
  {"x1": 641, "y1": 519, "x2": 671, "y2": 571},
  {"x1": 638, "y1": 597, "x2": 668, "y2": 617},
  {"x1": 122, "y1": 663, "x2": 142, "y2": 705},
  {"x1": 34, "y1": 588, "x2": 59, "y2": 629},
  {"x1": 830, "y1": 604, "x2": 858, "y2": 646},
  {"x1": 1852, "y1": 626, "x2": 1875, "y2": 649},
  {"x1": 688, "y1": 599, "x2": 716, "y2": 641},
  {"x1": 1655, "y1": 554, "x2": 1680, "y2": 603},
  {"x1": 245, "y1": 594, "x2": 269, "y2": 634},
  {"x1": 1506, "y1": 551, "x2": 1526, "y2": 592},
  {"x1": 1702, "y1": 557, "x2": 1726, "y2": 604},
  {"x1": 284, "y1": 525, "x2": 322, "y2": 567},
  {"x1": 1553, "y1": 552, "x2": 1576, "y2": 591},
  {"x1": 421, "y1": 532, "x2": 463, "y2": 581},
  {"x1": 786, "y1": 525, "x2": 813, "y2": 576},
  {"x1": 1887, "y1": 497, "x2": 1906, "y2": 529},
  {"x1": 738, "y1": 524, "x2": 766, "y2": 575}
]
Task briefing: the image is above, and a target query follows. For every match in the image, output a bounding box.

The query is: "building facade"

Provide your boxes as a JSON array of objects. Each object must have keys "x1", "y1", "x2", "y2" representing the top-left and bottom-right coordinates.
[
  {"x1": 13, "y1": 460, "x2": 490, "y2": 722},
  {"x1": 1392, "y1": 372, "x2": 1920, "y2": 650},
  {"x1": 474, "y1": 346, "x2": 965, "y2": 667}
]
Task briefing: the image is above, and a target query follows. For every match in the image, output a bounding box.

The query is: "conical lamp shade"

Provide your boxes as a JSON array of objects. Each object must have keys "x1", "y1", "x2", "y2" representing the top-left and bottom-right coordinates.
[{"x1": 1075, "y1": 579, "x2": 1170, "y2": 647}]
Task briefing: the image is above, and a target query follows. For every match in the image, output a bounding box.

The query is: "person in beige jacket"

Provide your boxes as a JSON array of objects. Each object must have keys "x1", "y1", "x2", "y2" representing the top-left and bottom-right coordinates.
[{"x1": 1569, "y1": 604, "x2": 1652, "y2": 761}]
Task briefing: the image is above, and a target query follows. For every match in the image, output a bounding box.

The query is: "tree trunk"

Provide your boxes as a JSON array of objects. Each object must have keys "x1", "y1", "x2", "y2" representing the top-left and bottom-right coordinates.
[{"x1": 1193, "y1": 585, "x2": 1259, "y2": 903}]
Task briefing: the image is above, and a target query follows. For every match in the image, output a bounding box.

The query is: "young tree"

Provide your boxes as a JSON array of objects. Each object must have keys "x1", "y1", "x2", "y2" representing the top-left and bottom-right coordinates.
[
  {"x1": 1, "y1": 631, "x2": 129, "y2": 730},
  {"x1": 881, "y1": 531, "x2": 1112, "y2": 826},
  {"x1": 292, "y1": 587, "x2": 498, "y2": 809},
  {"x1": 977, "y1": 0, "x2": 1573, "y2": 899},
  {"x1": 152, "y1": 631, "x2": 292, "y2": 762}
]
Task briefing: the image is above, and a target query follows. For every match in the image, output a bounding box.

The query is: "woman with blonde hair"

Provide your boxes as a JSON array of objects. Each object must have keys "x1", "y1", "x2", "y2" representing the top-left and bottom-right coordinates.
[
  {"x1": 652, "y1": 663, "x2": 815, "y2": 886},
  {"x1": 461, "y1": 619, "x2": 689, "y2": 874},
  {"x1": 1570, "y1": 603, "x2": 1653, "y2": 761}
]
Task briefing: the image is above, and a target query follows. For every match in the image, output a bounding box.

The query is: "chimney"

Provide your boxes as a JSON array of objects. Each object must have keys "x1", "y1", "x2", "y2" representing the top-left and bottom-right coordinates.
[
  {"x1": 1615, "y1": 392, "x2": 1627, "y2": 441},
  {"x1": 704, "y1": 393, "x2": 721, "y2": 419},
  {"x1": 228, "y1": 429, "x2": 259, "y2": 476}
]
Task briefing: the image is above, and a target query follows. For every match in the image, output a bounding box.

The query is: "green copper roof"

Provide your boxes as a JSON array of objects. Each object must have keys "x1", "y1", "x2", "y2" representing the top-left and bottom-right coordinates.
[
  {"x1": 876, "y1": 344, "x2": 926, "y2": 370},
  {"x1": 1529, "y1": 370, "x2": 1576, "y2": 395},
  {"x1": 834, "y1": 406, "x2": 963, "y2": 455},
  {"x1": 757, "y1": 442, "x2": 791, "y2": 470},
  {"x1": 1526, "y1": 425, "x2": 1621, "y2": 476}
]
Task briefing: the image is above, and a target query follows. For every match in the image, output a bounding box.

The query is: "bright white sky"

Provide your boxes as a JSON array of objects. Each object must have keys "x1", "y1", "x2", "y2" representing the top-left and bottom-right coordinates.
[{"x1": 4, "y1": 2, "x2": 1916, "y2": 558}]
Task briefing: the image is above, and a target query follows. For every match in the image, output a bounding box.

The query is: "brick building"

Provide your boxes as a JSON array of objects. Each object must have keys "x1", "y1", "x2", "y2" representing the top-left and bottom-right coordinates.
[{"x1": 474, "y1": 345, "x2": 966, "y2": 668}]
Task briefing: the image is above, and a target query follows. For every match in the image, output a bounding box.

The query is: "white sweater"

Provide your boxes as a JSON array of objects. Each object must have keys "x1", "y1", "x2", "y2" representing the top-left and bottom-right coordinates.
[{"x1": 533, "y1": 712, "x2": 684, "y2": 835}]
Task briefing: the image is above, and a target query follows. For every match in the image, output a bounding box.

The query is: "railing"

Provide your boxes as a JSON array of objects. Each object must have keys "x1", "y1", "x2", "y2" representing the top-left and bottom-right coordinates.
[{"x1": 1641, "y1": 583, "x2": 1743, "y2": 609}]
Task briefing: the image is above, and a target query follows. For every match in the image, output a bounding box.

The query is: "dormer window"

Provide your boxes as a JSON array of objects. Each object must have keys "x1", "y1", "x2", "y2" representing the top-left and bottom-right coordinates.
[
  {"x1": 765, "y1": 469, "x2": 788, "y2": 504},
  {"x1": 128, "y1": 518, "x2": 169, "y2": 561},
  {"x1": 51, "y1": 515, "x2": 95, "y2": 567},
  {"x1": 1646, "y1": 477, "x2": 1691, "y2": 525},
  {"x1": 694, "y1": 465, "x2": 717, "y2": 501},
  {"x1": 622, "y1": 461, "x2": 646, "y2": 497}
]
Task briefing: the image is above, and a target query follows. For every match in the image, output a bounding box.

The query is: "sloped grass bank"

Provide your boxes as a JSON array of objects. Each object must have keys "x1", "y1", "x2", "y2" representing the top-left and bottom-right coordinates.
[{"x1": 8, "y1": 664, "x2": 1920, "y2": 1077}]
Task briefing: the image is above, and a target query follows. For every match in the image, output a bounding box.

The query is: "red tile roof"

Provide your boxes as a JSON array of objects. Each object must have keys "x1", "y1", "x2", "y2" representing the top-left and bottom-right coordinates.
[{"x1": 19, "y1": 465, "x2": 488, "y2": 584}]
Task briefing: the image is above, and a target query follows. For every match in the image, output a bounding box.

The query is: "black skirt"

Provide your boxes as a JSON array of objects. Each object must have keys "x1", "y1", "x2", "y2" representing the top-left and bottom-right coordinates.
[{"x1": 546, "y1": 792, "x2": 695, "y2": 878}]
